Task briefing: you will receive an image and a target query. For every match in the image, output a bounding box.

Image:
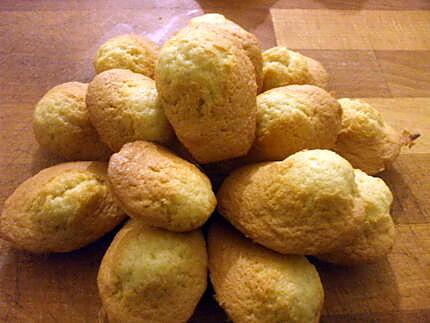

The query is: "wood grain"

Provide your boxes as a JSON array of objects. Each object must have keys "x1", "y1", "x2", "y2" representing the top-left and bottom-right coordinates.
[
  {"x1": 271, "y1": 9, "x2": 430, "y2": 98},
  {"x1": 1, "y1": 1, "x2": 430, "y2": 322},
  {"x1": 315, "y1": 222, "x2": 430, "y2": 316},
  {"x1": 298, "y1": 49, "x2": 392, "y2": 97},
  {"x1": 272, "y1": 9, "x2": 430, "y2": 50},
  {"x1": 297, "y1": 50, "x2": 430, "y2": 98},
  {"x1": 0, "y1": 237, "x2": 106, "y2": 322},
  {"x1": 376, "y1": 51, "x2": 430, "y2": 97},
  {"x1": 380, "y1": 154, "x2": 430, "y2": 225}
]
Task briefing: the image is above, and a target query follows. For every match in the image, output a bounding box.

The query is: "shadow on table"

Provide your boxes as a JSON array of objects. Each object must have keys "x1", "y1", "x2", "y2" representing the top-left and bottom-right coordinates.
[
  {"x1": 31, "y1": 147, "x2": 65, "y2": 174},
  {"x1": 0, "y1": 227, "x2": 121, "y2": 322},
  {"x1": 309, "y1": 257, "x2": 401, "y2": 322},
  {"x1": 378, "y1": 159, "x2": 426, "y2": 225},
  {"x1": 195, "y1": 0, "x2": 278, "y2": 48}
]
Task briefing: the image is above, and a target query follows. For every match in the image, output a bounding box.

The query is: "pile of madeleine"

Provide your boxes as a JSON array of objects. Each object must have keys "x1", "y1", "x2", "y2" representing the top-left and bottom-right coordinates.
[{"x1": 0, "y1": 13, "x2": 419, "y2": 323}]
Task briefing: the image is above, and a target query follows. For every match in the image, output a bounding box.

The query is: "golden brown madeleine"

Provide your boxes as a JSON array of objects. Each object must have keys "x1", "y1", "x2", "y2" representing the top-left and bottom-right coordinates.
[
  {"x1": 33, "y1": 82, "x2": 111, "y2": 160},
  {"x1": 156, "y1": 26, "x2": 257, "y2": 164},
  {"x1": 218, "y1": 149, "x2": 365, "y2": 255},
  {"x1": 87, "y1": 69, "x2": 174, "y2": 152},
  {"x1": 208, "y1": 219, "x2": 324, "y2": 323},
  {"x1": 317, "y1": 169, "x2": 395, "y2": 265},
  {"x1": 108, "y1": 141, "x2": 216, "y2": 232},
  {"x1": 334, "y1": 98, "x2": 418, "y2": 175},
  {"x1": 204, "y1": 86, "x2": 341, "y2": 175},
  {"x1": 94, "y1": 34, "x2": 159, "y2": 78},
  {"x1": 0, "y1": 162, "x2": 125, "y2": 253},
  {"x1": 262, "y1": 46, "x2": 329, "y2": 92},
  {"x1": 250, "y1": 85, "x2": 342, "y2": 161},
  {"x1": 98, "y1": 219, "x2": 207, "y2": 323},
  {"x1": 189, "y1": 13, "x2": 264, "y2": 92}
]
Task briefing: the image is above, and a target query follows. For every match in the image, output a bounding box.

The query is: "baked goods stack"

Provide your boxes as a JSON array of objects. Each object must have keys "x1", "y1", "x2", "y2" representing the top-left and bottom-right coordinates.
[{"x1": 0, "y1": 13, "x2": 419, "y2": 323}]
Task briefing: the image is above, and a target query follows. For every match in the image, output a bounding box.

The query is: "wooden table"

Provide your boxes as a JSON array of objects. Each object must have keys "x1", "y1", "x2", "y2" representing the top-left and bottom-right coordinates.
[{"x1": 1, "y1": 1, "x2": 430, "y2": 322}]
